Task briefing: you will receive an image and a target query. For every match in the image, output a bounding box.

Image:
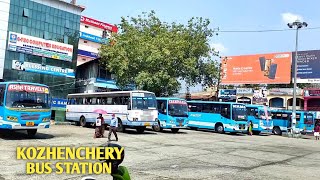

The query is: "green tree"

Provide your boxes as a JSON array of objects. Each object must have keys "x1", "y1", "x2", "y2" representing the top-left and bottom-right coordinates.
[{"x1": 99, "y1": 11, "x2": 219, "y2": 96}]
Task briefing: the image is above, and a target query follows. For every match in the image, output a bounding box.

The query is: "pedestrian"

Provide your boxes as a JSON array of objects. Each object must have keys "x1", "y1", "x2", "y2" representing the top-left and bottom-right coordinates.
[
  {"x1": 94, "y1": 114, "x2": 103, "y2": 138},
  {"x1": 314, "y1": 121, "x2": 320, "y2": 141},
  {"x1": 248, "y1": 121, "x2": 253, "y2": 136},
  {"x1": 108, "y1": 113, "x2": 118, "y2": 141}
]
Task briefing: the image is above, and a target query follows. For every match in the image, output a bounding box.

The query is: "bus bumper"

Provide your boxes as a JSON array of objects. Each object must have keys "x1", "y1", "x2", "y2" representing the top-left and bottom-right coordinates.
[
  {"x1": 0, "y1": 120, "x2": 50, "y2": 129},
  {"x1": 123, "y1": 121, "x2": 158, "y2": 127},
  {"x1": 161, "y1": 123, "x2": 188, "y2": 129},
  {"x1": 224, "y1": 124, "x2": 247, "y2": 133}
]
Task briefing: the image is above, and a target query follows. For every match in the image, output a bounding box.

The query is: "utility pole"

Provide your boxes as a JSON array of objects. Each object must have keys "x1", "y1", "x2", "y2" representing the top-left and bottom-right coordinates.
[{"x1": 287, "y1": 20, "x2": 308, "y2": 135}]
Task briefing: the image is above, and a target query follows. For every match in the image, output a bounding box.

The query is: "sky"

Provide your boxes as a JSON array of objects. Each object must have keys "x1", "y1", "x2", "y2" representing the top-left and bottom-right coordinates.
[{"x1": 76, "y1": 0, "x2": 320, "y2": 93}]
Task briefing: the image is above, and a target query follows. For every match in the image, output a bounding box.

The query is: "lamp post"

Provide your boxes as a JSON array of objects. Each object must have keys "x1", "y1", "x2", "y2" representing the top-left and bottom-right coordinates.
[{"x1": 287, "y1": 20, "x2": 308, "y2": 134}]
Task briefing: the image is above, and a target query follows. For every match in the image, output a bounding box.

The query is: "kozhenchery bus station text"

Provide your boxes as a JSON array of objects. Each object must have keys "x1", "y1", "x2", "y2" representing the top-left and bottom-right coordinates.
[{"x1": 16, "y1": 147, "x2": 124, "y2": 175}]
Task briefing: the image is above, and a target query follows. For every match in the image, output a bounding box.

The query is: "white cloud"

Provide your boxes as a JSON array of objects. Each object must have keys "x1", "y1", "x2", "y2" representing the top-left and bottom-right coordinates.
[
  {"x1": 281, "y1": 12, "x2": 304, "y2": 24},
  {"x1": 211, "y1": 43, "x2": 227, "y2": 53}
]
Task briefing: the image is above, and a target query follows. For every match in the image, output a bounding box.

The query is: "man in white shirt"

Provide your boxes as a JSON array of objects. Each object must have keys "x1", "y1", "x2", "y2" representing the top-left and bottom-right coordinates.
[{"x1": 108, "y1": 113, "x2": 118, "y2": 141}]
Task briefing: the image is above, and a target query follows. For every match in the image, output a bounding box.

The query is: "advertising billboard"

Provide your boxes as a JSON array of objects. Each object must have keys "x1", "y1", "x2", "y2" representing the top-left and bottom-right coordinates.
[
  {"x1": 80, "y1": 16, "x2": 118, "y2": 33},
  {"x1": 220, "y1": 52, "x2": 292, "y2": 84},
  {"x1": 293, "y1": 50, "x2": 320, "y2": 83},
  {"x1": 253, "y1": 88, "x2": 268, "y2": 104},
  {"x1": 12, "y1": 60, "x2": 75, "y2": 78},
  {"x1": 79, "y1": 31, "x2": 108, "y2": 44},
  {"x1": 7, "y1": 31, "x2": 73, "y2": 62}
]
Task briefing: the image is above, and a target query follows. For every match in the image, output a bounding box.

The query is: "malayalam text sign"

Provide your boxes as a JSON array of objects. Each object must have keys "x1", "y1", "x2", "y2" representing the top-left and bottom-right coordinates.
[
  {"x1": 220, "y1": 52, "x2": 292, "y2": 84},
  {"x1": 293, "y1": 50, "x2": 320, "y2": 83},
  {"x1": 7, "y1": 32, "x2": 73, "y2": 62}
]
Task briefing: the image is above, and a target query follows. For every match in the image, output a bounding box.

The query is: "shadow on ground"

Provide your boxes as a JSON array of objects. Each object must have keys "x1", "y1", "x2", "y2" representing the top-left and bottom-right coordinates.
[{"x1": 0, "y1": 129, "x2": 55, "y2": 140}]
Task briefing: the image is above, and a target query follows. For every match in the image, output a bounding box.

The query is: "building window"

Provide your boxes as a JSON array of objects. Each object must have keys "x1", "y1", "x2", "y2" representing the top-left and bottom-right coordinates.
[
  {"x1": 22, "y1": 26, "x2": 28, "y2": 34},
  {"x1": 64, "y1": 35, "x2": 68, "y2": 44},
  {"x1": 65, "y1": 20, "x2": 70, "y2": 28},
  {"x1": 84, "y1": 40, "x2": 88, "y2": 43},
  {"x1": 42, "y1": 57, "x2": 46, "y2": 66},
  {"x1": 44, "y1": 31, "x2": 49, "y2": 39},
  {"x1": 85, "y1": 25, "x2": 89, "y2": 28},
  {"x1": 19, "y1": 54, "x2": 25, "y2": 63},
  {"x1": 102, "y1": 30, "x2": 107, "y2": 38},
  {"x1": 23, "y1": 8, "x2": 29, "y2": 17}
]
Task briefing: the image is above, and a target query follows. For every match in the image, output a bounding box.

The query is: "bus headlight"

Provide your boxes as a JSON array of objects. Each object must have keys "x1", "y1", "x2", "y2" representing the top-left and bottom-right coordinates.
[
  {"x1": 7, "y1": 116, "x2": 18, "y2": 122},
  {"x1": 42, "y1": 117, "x2": 50, "y2": 122}
]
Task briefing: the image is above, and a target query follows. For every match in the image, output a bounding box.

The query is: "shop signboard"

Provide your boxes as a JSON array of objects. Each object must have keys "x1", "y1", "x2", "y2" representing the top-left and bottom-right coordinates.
[
  {"x1": 79, "y1": 31, "x2": 108, "y2": 44},
  {"x1": 7, "y1": 31, "x2": 73, "y2": 62},
  {"x1": 51, "y1": 98, "x2": 67, "y2": 110},
  {"x1": 12, "y1": 60, "x2": 75, "y2": 78},
  {"x1": 236, "y1": 88, "x2": 253, "y2": 95},
  {"x1": 80, "y1": 16, "x2": 118, "y2": 33}
]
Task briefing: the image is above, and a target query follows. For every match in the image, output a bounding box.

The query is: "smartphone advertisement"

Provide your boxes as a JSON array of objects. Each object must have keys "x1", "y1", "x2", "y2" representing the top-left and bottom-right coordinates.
[{"x1": 220, "y1": 52, "x2": 292, "y2": 84}]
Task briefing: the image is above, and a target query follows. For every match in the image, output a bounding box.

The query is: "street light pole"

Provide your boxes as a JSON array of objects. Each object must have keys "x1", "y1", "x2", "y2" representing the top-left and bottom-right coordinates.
[{"x1": 287, "y1": 20, "x2": 308, "y2": 134}]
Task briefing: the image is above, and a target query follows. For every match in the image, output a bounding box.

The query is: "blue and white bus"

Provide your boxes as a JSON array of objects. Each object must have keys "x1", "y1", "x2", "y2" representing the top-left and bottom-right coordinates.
[
  {"x1": 0, "y1": 82, "x2": 51, "y2": 137},
  {"x1": 66, "y1": 90, "x2": 159, "y2": 134},
  {"x1": 270, "y1": 109, "x2": 314, "y2": 135},
  {"x1": 246, "y1": 104, "x2": 273, "y2": 135},
  {"x1": 187, "y1": 101, "x2": 248, "y2": 134},
  {"x1": 153, "y1": 97, "x2": 189, "y2": 133}
]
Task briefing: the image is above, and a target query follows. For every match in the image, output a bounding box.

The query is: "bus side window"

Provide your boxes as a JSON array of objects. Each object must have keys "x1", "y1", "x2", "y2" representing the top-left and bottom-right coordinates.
[
  {"x1": 188, "y1": 104, "x2": 198, "y2": 112},
  {"x1": 202, "y1": 104, "x2": 212, "y2": 113},
  {"x1": 212, "y1": 104, "x2": 220, "y2": 113},
  {"x1": 157, "y1": 100, "x2": 167, "y2": 114},
  {"x1": 296, "y1": 114, "x2": 301, "y2": 121},
  {"x1": 0, "y1": 85, "x2": 5, "y2": 106},
  {"x1": 220, "y1": 104, "x2": 230, "y2": 119}
]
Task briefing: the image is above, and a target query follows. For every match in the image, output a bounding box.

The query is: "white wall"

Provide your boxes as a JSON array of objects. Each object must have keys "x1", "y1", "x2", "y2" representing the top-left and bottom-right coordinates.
[
  {"x1": 78, "y1": 39, "x2": 100, "y2": 53},
  {"x1": 0, "y1": 0, "x2": 10, "y2": 79},
  {"x1": 31, "y1": 0, "x2": 83, "y2": 15},
  {"x1": 80, "y1": 24, "x2": 107, "y2": 37},
  {"x1": 76, "y1": 56, "x2": 94, "y2": 66}
]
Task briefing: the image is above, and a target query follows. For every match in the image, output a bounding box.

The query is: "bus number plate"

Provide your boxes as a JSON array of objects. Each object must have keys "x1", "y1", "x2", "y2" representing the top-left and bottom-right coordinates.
[
  {"x1": 145, "y1": 122, "x2": 150, "y2": 126},
  {"x1": 26, "y1": 122, "x2": 34, "y2": 126}
]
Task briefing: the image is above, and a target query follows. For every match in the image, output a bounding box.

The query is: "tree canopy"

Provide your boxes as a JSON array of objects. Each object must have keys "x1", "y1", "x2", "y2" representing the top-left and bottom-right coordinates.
[{"x1": 99, "y1": 11, "x2": 220, "y2": 96}]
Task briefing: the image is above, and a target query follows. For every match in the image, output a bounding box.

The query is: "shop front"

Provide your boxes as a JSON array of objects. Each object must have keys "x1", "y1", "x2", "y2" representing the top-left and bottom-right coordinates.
[{"x1": 304, "y1": 89, "x2": 320, "y2": 111}]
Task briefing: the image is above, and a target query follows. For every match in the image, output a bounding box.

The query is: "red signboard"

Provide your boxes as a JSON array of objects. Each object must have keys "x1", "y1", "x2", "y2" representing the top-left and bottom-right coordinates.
[
  {"x1": 8, "y1": 84, "x2": 49, "y2": 94},
  {"x1": 80, "y1": 16, "x2": 118, "y2": 33}
]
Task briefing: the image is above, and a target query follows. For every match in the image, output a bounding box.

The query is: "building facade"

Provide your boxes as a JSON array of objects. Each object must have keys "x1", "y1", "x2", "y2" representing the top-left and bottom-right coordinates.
[
  {"x1": 0, "y1": 0, "x2": 84, "y2": 121},
  {"x1": 303, "y1": 88, "x2": 320, "y2": 111},
  {"x1": 77, "y1": 15, "x2": 118, "y2": 66}
]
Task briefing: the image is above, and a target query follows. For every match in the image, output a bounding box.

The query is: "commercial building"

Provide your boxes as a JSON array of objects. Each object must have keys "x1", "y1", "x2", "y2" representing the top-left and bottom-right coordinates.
[
  {"x1": 77, "y1": 15, "x2": 118, "y2": 66},
  {"x1": 0, "y1": 0, "x2": 84, "y2": 121},
  {"x1": 303, "y1": 88, "x2": 320, "y2": 111}
]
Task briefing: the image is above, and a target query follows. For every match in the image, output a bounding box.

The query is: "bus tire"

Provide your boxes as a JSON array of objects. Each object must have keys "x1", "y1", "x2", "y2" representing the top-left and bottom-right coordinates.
[
  {"x1": 136, "y1": 126, "x2": 145, "y2": 134},
  {"x1": 152, "y1": 121, "x2": 163, "y2": 132},
  {"x1": 171, "y1": 128, "x2": 179, "y2": 133},
  {"x1": 117, "y1": 119, "x2": 125, "y2": 132},
  {"x1": 273, "y1": 127, "x2": 282, "y2": 136},
  {"x1": 27, "y1": 129, "x2": 37, "y2": 137},
  {"x1": 215, "y1": 123, "x2": 224, "y2": 134},
  {"x1": 80, "y1": 116, "x2": 86, "y2": 127}
]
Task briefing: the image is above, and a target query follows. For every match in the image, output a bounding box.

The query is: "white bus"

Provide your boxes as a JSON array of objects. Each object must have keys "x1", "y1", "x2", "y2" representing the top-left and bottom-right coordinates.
[{"x1": 66, "y1": 90, "x2": 159, "y2": 133}]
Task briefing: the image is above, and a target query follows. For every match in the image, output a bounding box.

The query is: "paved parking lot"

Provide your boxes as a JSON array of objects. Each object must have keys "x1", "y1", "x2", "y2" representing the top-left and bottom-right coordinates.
[{"x1": 0, "y1": 125, "x2": 319, "y2": 180}]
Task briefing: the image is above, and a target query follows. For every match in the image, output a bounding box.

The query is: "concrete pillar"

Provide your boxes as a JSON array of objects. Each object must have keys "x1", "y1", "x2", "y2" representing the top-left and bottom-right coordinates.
[{"x1": 304, "y1": 99, "x2": 308, "y2": 111}]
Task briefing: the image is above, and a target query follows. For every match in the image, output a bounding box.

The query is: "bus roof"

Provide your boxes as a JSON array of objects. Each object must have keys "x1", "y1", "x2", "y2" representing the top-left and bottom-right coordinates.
[
  {"x1": 68, "y1": 90, "x2": 154, "y2": 97},
  {"x1": 186, "y1": 100, "x2": 244, "y2": 105},
  {"x1": 0, "y1": 81, "x2": 49, "y2": 87},
  {"x1": 156, "y1": 97, "x2": 186, "y2": 101}
]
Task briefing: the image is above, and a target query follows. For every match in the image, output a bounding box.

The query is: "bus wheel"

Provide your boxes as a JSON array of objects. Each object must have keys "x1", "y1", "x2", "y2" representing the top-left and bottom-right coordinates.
[
  {"x1": 136, "y1": 126, "x2": 145, "y2": 134},
  {"x1": 80, "y1": 116, "x2": 86, "y2": 127},
  {"x1": 152, "y1": 121, "x2": 163, "y2": 132},
  {"x1": 171, "y1": 128, "x2": 179, "y2": 133},
  {"x1": 215, "y1": 123, "x2": 224, "y2": 134},
  {"x1": 117, "y1": 119, "x2": 125, "y2": 132},
  {"x1": 273, "y1": 127, "x2": 282, "y2": 136},
  {"x1": 27, "y1": 129, "x2": 37, "y2": 137}
]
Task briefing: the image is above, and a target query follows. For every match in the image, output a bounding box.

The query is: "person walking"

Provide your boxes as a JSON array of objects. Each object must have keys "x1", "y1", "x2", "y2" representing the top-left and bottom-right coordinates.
[
  {"x1": 108, "y1": 113, "x2": 118, "y2": 141},
  {"x1": 94, "y1": 114, "x2": 104, "y2": 138},
  {"x1": 314, "y1": 121, "x2": 320, "y2": 141},
  {"x1": 248, "y1": 121, "x2": 253, "y2": 136}
]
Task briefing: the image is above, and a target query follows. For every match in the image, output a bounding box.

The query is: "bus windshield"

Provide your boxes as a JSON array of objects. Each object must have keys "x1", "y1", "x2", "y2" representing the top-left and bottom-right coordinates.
[
  {"x1": 132, "y1": 93, "x2": 157, "y2": 110},
  {"x1": 6, "y1": 84, "x2": 50, "y2": 109},
  {"x1": 232, "y1": 104, "x2": 247, "y2": 121},
  {"x1": 168, "y1": 100, "x2": 188, "y2": 117},
  {"x1": 304, "y1": 113, "x2": 314, "y2": 124}
]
